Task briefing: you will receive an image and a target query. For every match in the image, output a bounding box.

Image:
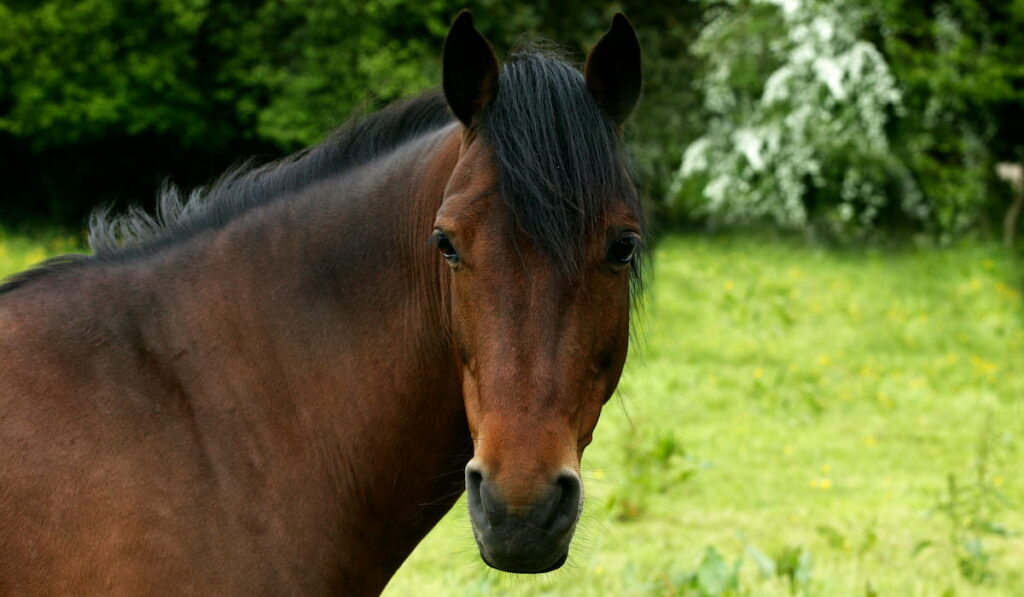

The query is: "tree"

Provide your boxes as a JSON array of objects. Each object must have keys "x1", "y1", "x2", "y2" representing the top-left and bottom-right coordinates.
[
  {"x1": 670, "y1": 0, "x2": 1024, "y2": 241},
  {"x1": 872, "y1": 0, "x2": 1024, "y2": 239},
  {"x1": 0, "y1": 0, "x2": 709, "y2": 222},
  {"x1": 670, "y1": 0, "x2": 920, "y2": 238}
]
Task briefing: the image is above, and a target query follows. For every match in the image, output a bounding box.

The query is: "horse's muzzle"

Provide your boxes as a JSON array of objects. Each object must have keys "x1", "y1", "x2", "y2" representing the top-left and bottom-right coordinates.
[{"x1": 465, "y1": 462, "x2": 582, "y2": 573}]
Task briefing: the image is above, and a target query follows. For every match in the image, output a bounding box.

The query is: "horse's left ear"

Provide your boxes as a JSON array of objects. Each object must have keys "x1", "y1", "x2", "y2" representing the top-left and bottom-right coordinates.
[
  {"x1": 585, "y1": 13, "x2": 642, "y2": 125},
  {"x1": 443, "y1": 11, "x2": 500, "y2": 127}
]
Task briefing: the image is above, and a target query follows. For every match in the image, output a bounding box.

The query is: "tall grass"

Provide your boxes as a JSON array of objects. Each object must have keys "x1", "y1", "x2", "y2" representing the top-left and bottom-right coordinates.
[
  {"x1": 386, "y1": 234, "x2": 1023, "y2": 596},
  {"x1": 2, "y1": 229, "x2": 1021, "y2": 595}
]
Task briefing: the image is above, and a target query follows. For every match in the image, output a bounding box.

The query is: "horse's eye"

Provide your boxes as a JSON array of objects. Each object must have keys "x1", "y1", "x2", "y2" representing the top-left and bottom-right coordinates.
[
  {"x1": 608, "y1": 233, "x2": 639, "y2": 266},
  {"x1": 432, "y1": 231, "x2": 459, "y2": 264}
]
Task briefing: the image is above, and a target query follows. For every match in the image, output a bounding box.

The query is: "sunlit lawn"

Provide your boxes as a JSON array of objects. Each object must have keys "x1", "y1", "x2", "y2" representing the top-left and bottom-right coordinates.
[
  {"x1": 2, "y1": 228, "x2": 1022, "y2": 595},
  {"x1": 0, "y1": 227, "x2": 84, "y2": 280},
  {"x1": 386, "y1": 234, "x2": 1024, "y2": 596}
]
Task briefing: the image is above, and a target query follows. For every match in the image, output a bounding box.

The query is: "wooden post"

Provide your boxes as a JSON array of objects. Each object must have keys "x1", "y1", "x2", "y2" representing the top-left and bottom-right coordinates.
[{"x1": 996, "y1": 162, "x2": 1023, "y2": 249}]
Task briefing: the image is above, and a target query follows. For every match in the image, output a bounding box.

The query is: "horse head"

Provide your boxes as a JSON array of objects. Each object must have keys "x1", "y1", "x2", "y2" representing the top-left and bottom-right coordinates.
[{"x1": 436, "y1": 11, "x2": 643, "y2": 573}]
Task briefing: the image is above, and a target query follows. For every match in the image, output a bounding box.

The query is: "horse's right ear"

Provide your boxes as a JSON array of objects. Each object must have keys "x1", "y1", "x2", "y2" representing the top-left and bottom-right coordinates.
[
  {"x1": 443, "y1": 11, "x2": 499, "y2": 127},
  {"x1": 585, "y1": 13, "x2": 642, "y2": 125}
]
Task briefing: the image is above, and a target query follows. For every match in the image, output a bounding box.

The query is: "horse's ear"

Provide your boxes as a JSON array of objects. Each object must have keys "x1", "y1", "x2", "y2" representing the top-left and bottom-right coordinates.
[
  {"x1": 443, "y1": 11, "x2": 499, "y2": 127},
  {"x1": 585, "y1": 13, "x2": 642, "y2": 125}
]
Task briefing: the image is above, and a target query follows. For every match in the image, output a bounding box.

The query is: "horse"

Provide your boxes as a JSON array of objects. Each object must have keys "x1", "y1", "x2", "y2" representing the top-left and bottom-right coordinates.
[{"x1": 0, "y1": 11, "x2": 644, "y2": 595}]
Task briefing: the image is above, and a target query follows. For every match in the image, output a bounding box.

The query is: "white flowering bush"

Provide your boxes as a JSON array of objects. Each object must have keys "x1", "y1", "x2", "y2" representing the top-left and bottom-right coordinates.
[{"x1": 671, "y1": 0, "x2": 923, "y2": 237}]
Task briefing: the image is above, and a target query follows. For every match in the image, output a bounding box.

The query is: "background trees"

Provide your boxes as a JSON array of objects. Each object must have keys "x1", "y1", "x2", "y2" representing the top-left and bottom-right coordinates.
[
  {"x1": 670, "y1": 0, "x2": 1024, "y2": 240},
  {"x1": 1, "y1": 0, "x2": 1021, "y2": 242},
  {"x1": 671, "y1": 0, "x2": 915, "y2": 238}
]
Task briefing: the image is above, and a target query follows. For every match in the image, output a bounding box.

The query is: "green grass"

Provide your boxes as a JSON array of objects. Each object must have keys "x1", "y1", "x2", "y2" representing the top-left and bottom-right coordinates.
[
  {"x1": 3, "y1": 229, "x2": 1022, "y2": 595},
  {"x1": 384, "y1": 234, "x2": 1024, "y2": 596},
  {"x1": 0, "y1": 226, "x2": 85, "y2": 280}
]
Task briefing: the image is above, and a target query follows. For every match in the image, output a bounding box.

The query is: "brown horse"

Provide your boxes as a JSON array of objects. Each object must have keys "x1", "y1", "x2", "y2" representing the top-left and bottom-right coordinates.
[{"x1": 0, "y1": 11, "x2": 643, "y2": 595}]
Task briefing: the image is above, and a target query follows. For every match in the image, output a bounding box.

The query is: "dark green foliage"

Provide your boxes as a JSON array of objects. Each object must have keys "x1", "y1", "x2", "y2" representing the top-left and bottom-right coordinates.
[
  {"x1": 1, "y1": 0, "x2": 1021, "y2": 238},
  {"x1": 871, "y1": 0, "x2": 1024, "y2": 237},
  {"x1": 665, "y1": 0, "x2": 1024, "y2": 239},
  {"x1": 0, "y1": 0, "x2": 706, "y2": 224}
]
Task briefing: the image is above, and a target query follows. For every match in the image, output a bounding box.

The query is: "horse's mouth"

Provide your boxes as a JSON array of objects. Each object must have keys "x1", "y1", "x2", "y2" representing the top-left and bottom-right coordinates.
[
  {"x1": 479, "y1": 548, "x2": 569, "y2": 574},
  {"x1": 469, "y1": 504, "x2": 578, "y2": 573}
]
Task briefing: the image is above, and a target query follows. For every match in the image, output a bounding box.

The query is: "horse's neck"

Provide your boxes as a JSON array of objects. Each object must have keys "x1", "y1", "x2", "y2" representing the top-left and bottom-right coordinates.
[{"x1": 143, "y1": 124, "x2": 469, "y2": 590}]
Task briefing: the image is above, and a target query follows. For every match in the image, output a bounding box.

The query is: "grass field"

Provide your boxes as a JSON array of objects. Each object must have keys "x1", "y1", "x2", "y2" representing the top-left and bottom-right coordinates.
[{"x1": 2, "y1": 229, "x2": 1022, "y2": 595}]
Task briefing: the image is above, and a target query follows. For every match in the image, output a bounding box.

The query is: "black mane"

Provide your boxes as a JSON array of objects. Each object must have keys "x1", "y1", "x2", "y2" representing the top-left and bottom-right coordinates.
[
  {"x1": 86, "y1": 91, "x2": 455, "y2": 260},
  {"x1": 481, "y1": 48, "x2": 641, "y2": 275},
  {"x1": 0, "y1": 92, "x2": 454, "y2": 294},
  {"x1": 1, "y1": 49, "x2": 642, "y2": 295}
]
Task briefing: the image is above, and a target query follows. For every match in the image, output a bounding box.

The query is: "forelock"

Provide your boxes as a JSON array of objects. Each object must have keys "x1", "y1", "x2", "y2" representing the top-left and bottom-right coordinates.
[{"x1": 479, "y1": 48, "x2": 641, "y2": 275}]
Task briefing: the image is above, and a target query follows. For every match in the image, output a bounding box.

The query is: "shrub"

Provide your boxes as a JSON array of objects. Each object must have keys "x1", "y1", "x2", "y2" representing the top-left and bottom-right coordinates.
[{"x1": 669, "y1": 0, "x2": 921, "y2": 239}]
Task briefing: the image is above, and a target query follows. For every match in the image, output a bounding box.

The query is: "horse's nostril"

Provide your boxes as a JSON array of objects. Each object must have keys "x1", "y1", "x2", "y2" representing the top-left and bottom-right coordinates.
[
  {"x1": 546, "y1": 472, "x2": 581, "y2": 533},
  {"x1": 465, "y1": 465, "x2": 484, "y2": 524},
  {"x1": 466, "y1": 464, "x2": 581, "y2": 534},
  {"x1": 466, "y1": 463, "x2": 507, "y2": 527},
  {"x1": 466, "y1": 466, "x2": 483, "y2": 494}
]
